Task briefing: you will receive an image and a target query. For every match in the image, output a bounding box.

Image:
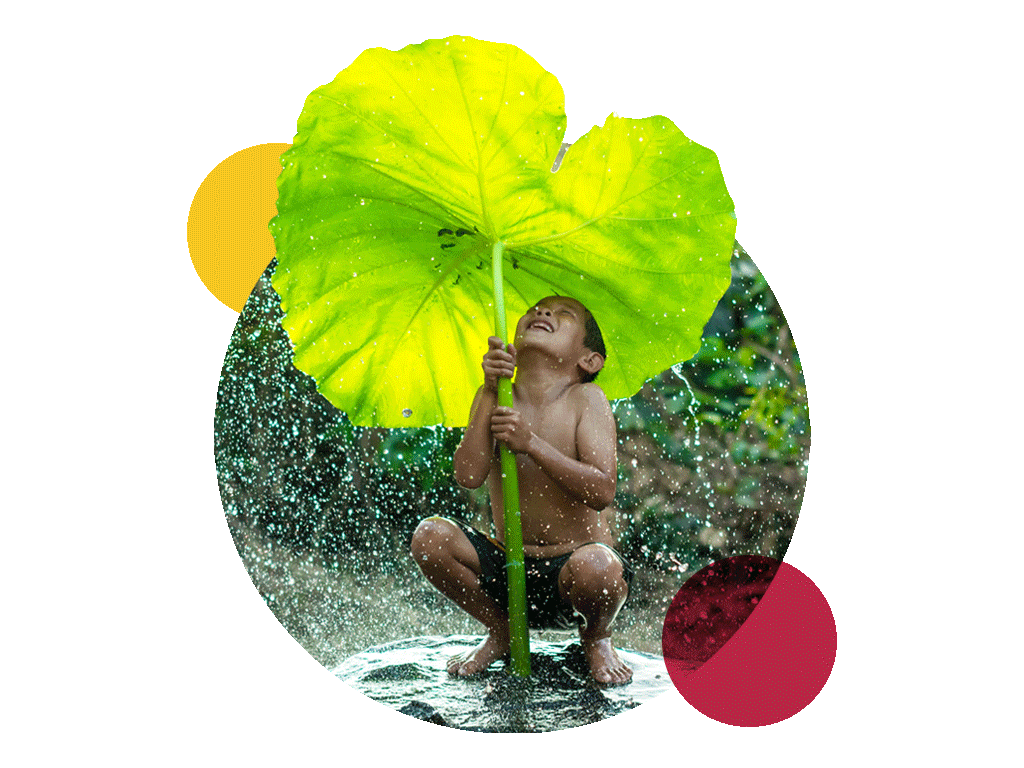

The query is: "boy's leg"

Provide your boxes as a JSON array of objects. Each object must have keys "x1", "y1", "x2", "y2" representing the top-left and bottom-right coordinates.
[
  {"x1": 410, "y1": 517, "x2": 509, "y2": 675},
  {"x1": 558, "y1": 544, "x2": 633, "y2": 685}
]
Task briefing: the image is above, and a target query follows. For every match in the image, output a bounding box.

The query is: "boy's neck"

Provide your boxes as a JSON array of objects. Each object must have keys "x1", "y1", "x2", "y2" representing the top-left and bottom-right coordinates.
[{"x1": 513, "y1": 351, "x2": 581, "y2": 404}]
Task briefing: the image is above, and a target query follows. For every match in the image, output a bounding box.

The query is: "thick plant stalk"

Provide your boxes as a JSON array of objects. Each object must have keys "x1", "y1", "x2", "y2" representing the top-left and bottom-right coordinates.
[{"x1": 491, "y1": 240, "x2": 531, "y2": 676}]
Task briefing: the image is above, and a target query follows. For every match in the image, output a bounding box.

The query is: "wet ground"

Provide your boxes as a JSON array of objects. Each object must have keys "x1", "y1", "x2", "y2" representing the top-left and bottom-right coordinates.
[{"x1": 334, "y1": 635, "x2": 671, "y2": 732}]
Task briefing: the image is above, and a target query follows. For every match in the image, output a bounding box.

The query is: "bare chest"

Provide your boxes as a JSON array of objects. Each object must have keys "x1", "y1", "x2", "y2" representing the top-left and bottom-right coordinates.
[{"x1": 513, "y1": 397, "x2": 579, "y2": 458}]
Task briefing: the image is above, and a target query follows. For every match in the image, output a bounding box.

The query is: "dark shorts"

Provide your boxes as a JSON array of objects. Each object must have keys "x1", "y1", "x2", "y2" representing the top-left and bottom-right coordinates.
[{"x1": 449, "y1": 519, "x2": 633, "y2": 631}]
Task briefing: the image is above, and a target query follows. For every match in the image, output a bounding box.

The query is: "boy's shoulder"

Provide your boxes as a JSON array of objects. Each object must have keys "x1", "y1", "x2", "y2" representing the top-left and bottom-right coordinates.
[
  {"x1": 572, "y1": 381, "x2": 608, "y2": 397},
  {"x1": 567, "y1": 381, "x2": 611, "y2": 409}
]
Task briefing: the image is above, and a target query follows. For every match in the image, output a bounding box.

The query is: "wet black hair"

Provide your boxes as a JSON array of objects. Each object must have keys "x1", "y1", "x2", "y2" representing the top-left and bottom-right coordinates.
[{"x1": 580, "y1": 307, "x2": 606, "y2": 384}]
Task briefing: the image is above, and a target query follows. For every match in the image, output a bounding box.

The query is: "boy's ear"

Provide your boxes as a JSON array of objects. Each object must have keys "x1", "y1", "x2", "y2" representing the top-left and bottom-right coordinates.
[{"x1": 577, "y1": 350, "x2": 605, "y2": 376}]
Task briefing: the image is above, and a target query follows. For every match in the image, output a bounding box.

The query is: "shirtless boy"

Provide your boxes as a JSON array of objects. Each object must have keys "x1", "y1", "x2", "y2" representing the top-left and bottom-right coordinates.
[{"x1": 410, "y1": 296, "x2": 633, "y2": 685}]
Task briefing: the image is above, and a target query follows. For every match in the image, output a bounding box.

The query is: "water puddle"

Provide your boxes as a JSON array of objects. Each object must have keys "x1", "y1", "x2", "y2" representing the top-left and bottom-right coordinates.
[{"x1": 334, "y1": 635, "x2": 671, "y2": 732}]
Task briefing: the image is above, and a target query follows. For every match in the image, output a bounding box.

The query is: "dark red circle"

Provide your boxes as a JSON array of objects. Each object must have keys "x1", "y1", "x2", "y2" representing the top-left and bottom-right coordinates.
[{"x1": 662, "y1": 556, "x2": 836, "y2": 726}]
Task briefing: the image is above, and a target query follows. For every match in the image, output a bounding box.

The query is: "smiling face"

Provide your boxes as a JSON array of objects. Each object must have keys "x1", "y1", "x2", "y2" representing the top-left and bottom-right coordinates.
[
  {"x1": 514, "y1": 296, "x2": 605, "y2": 382},
  {"x1": 515, "y1": 296, "x2": 585, "y2": 344}
]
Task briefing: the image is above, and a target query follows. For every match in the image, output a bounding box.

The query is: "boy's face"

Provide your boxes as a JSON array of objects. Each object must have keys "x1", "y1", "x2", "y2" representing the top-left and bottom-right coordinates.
[{"x1": 513, "y1": 296, "x2": 590, "y2": 358}]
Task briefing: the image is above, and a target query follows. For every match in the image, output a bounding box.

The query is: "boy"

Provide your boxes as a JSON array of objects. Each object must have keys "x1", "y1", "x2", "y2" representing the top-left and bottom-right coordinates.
[{"x1": 410, "y1": 296, "x2": 633, "y2": 686}]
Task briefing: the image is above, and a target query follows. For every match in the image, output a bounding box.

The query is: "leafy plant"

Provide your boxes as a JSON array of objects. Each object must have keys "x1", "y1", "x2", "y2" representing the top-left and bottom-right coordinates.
[
  {"x1": 269, "y1": 35, "x2": 735, "y2": 428},
  {"x1": 269, "y1": 35, "x2": 737, "y2": 675},
  {"x1": 614, "y1": 245, "x2": 809, "y2": 568}
]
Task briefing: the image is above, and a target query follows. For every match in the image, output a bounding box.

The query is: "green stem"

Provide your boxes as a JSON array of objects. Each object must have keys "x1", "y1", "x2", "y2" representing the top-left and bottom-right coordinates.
[{"x1": 491, "y1": 240, "x2": 531, "y2": 677}]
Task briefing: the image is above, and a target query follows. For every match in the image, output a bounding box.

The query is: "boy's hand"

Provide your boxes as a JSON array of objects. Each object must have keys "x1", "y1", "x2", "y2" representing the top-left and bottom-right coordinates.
[
  {"x1": 491, "y1": 406, "x2": 532, "y2": 454},
  {"x1": 482, "y1": 336, "x2": 516, "y2": 392}
]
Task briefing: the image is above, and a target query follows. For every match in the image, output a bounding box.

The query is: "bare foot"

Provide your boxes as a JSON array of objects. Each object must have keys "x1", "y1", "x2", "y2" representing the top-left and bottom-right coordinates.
[
  {"x1": 582, "y1": 636, "x2": 633, "y2": 686},
  {"x1": 448, "y1": 632, "x2": 510, "y2": 676}
]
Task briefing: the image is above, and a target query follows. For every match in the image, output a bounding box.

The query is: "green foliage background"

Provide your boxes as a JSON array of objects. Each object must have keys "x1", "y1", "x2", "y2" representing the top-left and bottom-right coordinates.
[
  {"x1": 612, "y1": 245, "x2": 808, "y2": 570},
  {"x1": 214, "y1": 243, "x2": 809, "y2": 661}
]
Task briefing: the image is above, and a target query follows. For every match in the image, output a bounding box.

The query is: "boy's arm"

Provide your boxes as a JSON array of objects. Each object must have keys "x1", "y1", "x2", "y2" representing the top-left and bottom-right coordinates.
[
  {"x1": 453, "y1": 337, "x2": 516, "y2": 489},
  {"x1": 453, "y1": 386, "x2": 496, "y2": 488},
  {"x1": 490, "y1": 384, "x2": 617, "y2": 509}
]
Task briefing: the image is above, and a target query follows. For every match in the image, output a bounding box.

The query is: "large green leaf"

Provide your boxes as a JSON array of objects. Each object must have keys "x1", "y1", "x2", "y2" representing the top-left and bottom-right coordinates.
[{"x1": 271, "y1": 35, "x2": 735, "y2": 427}]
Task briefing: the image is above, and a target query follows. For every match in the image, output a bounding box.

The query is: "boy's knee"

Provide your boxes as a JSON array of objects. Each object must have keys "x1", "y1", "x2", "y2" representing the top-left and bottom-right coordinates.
[
  {"x1": 561, "y1": 544, "x2": 626, "y2": 596},
  {"x1": 410, "y1": 516, "x2": 456, "y2": 558}
]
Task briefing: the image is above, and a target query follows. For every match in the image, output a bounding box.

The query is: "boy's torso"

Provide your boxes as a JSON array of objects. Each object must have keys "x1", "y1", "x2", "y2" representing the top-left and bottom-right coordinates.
[{"x1": 487, "y1": 383, "x2": 615, "y2": 558}]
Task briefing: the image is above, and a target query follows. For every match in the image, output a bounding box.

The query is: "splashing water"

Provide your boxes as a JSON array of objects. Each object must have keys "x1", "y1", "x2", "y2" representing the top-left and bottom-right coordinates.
[{"x1": 335, "y1": 636, "x2": 670, "y2": 732}]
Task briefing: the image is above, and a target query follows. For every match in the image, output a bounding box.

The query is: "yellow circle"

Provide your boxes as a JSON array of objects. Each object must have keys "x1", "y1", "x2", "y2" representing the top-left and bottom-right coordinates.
[{"x1": 187, "y1": 143, "x2": 290, "y2": 312}]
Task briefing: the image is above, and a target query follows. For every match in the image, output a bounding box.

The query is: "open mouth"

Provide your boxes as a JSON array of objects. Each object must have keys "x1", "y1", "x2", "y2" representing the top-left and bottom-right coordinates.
[{"x1": 528, "y1": 319, "x2": 554, "y2": 333}]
